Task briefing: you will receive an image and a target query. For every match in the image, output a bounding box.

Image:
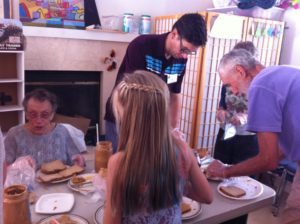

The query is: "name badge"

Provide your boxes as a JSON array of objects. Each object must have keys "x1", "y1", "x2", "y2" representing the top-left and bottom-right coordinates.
[{"x1": 167, "y1": 75, "x2": 178, "y2": 84}]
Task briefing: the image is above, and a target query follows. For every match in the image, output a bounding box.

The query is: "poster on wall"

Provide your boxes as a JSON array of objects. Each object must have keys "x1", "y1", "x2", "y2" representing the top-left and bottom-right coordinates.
[{"x1": 19, "y1": 0, "x2": 85, "y2": 29}]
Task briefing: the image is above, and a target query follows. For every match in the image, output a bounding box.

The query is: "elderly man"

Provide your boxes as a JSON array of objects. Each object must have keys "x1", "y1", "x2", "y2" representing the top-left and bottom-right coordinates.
[{"x1": 207, "y1": 49, "x2": 300, "y2": 224}]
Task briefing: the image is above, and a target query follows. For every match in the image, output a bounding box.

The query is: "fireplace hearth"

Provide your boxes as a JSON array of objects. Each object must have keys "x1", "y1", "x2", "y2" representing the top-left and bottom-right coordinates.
[{"x1": 25, "y1": 70, "x2": 101, "y2": 145}]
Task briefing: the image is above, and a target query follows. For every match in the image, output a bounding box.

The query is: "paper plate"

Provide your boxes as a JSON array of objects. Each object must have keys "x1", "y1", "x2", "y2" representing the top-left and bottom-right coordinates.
[
  {"x1": 68, "y1": 173, "x2": 97, "y2": 193},
  {"x1": 35, "y1": 193, "x2": 75, "y2": 214},
  {"x1": 94, "y1": 205, "x2": 104, "y2": 224},
  {"x1": 217, "y1": 176, "x2": 264, "y2": 200},
  {"x1": 181, "y1": 196, "x2": 202, "y2": 220}
]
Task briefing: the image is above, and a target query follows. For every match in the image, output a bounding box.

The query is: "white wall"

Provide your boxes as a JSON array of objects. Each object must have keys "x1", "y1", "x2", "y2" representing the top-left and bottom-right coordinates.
[
  {"x1": 280, "y1": 9, "x2": 300, "y2": 66},
  {"x1": 97, "y1": 0, "x2": 213, "y2": 17}
]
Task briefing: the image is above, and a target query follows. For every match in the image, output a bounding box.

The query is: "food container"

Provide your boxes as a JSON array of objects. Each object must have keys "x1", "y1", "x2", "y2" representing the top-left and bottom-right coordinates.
[{"x1": 3, "y1": 184, "x2": 31, "y2": 224}]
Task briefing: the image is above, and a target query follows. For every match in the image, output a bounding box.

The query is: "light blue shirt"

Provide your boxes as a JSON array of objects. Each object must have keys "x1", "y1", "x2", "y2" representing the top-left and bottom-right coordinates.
[{"x1": 4, "y1": 124, "x2": 83, "y2": 169}]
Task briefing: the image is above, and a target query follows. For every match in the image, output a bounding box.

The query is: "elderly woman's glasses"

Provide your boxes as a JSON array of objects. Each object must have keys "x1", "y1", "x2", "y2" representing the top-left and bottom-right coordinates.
[
  {"x1": 179, "y1": 37, "x2": 197, "y2": 55},
  {"x1": 26, "y1": 111, "x2": 52, "y2": 120}
]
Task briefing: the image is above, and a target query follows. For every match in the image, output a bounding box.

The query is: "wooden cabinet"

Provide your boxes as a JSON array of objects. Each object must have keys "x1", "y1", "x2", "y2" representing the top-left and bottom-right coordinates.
[{"x1": 0, "y1": 51, "x2": 25, "y2": 133}]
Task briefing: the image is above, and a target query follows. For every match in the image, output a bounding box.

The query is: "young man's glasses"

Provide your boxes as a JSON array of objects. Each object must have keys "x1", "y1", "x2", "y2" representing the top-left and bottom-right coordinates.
[{"x1": 179, "y1": 37, "x2": 197, "y2": 55}]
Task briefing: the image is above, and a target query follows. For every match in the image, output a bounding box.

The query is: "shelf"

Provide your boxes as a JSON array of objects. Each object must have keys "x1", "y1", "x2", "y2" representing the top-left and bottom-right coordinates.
[
  {"x1": 0, "y1": 105, "x2": 24, "y2": 112},
  {"x1": 0, "y1": 50, "x2": 25, "y2": 130},
  {"x1": 23, "y1": 26, "x2": 139, "y2": 43},
  {"x1": 0, "y1": 79, "x2": 23, "y2": 83}
]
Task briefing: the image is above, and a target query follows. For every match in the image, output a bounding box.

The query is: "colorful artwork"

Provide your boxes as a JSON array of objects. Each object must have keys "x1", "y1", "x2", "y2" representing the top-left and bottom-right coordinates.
[{"x1": 19, "y1": 0, "x2": 85, "y2": 29}]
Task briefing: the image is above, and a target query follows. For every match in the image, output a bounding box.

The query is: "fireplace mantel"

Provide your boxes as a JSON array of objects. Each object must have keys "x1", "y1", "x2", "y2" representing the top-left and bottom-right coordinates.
[{"x1": 23, "y1": 26, "x2": 138, "y2": 43}]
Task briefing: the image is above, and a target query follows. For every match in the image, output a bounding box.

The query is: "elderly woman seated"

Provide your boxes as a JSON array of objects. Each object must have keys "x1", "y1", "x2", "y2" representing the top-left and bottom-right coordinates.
[{"x1": 4, "y1": 88, "x2": 86, "y2": 169}]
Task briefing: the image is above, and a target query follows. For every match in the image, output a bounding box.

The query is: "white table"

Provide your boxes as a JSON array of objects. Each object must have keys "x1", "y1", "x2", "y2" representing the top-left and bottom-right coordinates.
[{"x1": 31, "y1": 150, "x2": 276, "y2": 224}]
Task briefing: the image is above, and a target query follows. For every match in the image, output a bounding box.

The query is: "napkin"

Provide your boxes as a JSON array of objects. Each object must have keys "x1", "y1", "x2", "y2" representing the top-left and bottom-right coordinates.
[{"x1": 223, "y1": 123, "x2": 237, "y2": 140}]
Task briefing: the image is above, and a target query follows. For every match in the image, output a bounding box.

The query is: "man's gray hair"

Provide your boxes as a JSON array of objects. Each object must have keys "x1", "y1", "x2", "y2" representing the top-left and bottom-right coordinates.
[{"x1": 219, "y1": 49, "x2": 260, "y2": 72}]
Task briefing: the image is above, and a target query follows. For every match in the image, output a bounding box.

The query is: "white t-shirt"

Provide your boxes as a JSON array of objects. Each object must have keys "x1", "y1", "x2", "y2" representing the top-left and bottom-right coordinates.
[{"x1": 0, "y1": 128, "x2": 5, "y2": 224}]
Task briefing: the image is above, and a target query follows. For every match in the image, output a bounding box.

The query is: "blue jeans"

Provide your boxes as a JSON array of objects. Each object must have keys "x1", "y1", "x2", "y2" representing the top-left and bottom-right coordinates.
[{"x1": 105, "y1": 120, "x2": 118, "y2": 153}]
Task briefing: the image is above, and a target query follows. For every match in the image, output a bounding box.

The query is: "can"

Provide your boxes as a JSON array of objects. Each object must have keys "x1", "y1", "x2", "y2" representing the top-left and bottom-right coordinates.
[
  {"x1": 122, "y1": 13, "x2": 134, "y2": 33},
  {"x1": 139, "y1": 15, "x2": 151, "y2": 34}
]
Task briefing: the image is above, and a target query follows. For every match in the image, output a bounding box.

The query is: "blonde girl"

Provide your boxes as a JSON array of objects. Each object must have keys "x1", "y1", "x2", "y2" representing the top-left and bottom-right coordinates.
[{"x1": 104, "y1": 70, "x2": 212, "y2": 223}]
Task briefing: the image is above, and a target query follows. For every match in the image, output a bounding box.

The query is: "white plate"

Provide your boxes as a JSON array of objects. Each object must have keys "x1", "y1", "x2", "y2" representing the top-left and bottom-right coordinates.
[
  {"x1": 37, "y1": 214, "x2": 88, "y2": 224},
  {"x1": 182, "y1": 196, "x2": 202, "y2": 220},
  {"x1": 94, "y1": 205, "x2": 104, "y2": 224},
  {"x1": 35, "y1": 193, "x2": 75, "y2": 214},
  {"x1": 217, "y1": 176, "x2": 264, "y2": 200},
  {"x1": 68, "y1": 173, "x2": 97, "y2": 193}
]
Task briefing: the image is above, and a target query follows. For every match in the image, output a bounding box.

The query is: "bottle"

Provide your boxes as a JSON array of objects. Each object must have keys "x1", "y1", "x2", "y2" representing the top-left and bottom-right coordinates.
[
  {"x1": 3, "y1": 185, "x2": 31, "y2": 224},
  {"x1": 122, "y1": 13, "x2": 134, "y2": 33},
  {"x1": 139, "y1": 15, "x2": 151, "y2": 34}
]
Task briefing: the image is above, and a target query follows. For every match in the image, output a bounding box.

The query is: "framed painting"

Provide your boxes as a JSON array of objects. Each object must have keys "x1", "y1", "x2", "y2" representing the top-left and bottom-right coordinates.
[{"x1": 19, "y1": 0, "x2": 85, "y2": 29}]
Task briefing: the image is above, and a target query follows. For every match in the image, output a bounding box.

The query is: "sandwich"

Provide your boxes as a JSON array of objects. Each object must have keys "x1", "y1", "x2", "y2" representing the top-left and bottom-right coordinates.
[
  {"x1": 181, "y1": 202, "x2": 191, "y2": 214},
  {"x1": 37, "y1": 173, "x2": 64, "y2": 183},
  {"x1": 71, "y1": 175, "x2": 86, "y2": 185},
  {"x1": 219, "y1": 185, "x2": 246, "y2": 198},
  {"x1": 40, "y1": 160, "x2": 66, "y2": 174},
  {"x1": 58, "y1": 165, "x2": 84, "y2": 178}
]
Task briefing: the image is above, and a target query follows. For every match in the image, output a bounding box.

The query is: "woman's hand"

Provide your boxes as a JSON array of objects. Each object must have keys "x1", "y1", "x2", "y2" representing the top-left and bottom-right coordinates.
[
  {"x1": 229, "y1": 113, "x2": 247, "y2": 126},
  {"x1": 216, "y1": 109, "x2": 228, "y2": 123},
  {"x1": 72, "y1": 154, "x2": 86, "y2": 167}
]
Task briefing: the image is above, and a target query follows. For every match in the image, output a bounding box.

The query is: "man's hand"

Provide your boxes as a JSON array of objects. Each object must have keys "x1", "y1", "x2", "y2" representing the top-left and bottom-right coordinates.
[{"x1": 207, "y1": 160, "x2": 227, "y2": 178}]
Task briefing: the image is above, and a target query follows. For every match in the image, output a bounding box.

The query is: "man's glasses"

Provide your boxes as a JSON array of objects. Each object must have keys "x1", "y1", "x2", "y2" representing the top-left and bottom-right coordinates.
[
  {"x1": 26, "y1": 111, "x2": 53, "y2": 120},
  {"x1": 179, "y1": 37, "x2": 197, "y2": 55}
]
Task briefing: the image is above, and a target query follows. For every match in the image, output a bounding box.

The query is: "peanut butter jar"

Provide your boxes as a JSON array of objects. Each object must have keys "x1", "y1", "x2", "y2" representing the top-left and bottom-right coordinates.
[
  {"x1": 3, "y1": 184, "x2": 31, "y2": 224},
  {"x1": 95, "y1": 141, "x2": 112, "y2": 172}
]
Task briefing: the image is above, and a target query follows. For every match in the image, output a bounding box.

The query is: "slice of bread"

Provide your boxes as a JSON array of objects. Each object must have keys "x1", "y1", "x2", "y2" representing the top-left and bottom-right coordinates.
[
  {"x1": 58, "y1": 165, "x2": 84, "y2": 178},
  {"x1": 40, "y1": 160, "x2": 66, "y2": 174},
  {"x1": 181, "y1": 202, "x2": 192, "y2": 214},
  {"x1": 38, "y1": 173, "x2": 64, "y2": 183},
  {"x1": 219, "y1": 185, "x2": 246, "y2": 198}
]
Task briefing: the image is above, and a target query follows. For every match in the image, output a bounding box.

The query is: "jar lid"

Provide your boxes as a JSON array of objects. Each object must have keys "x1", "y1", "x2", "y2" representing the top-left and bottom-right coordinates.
[
  {"x1": 141, "y1": 15, "x2": 151, "y2": 18},
  {"x1": 123, "y1": 13, "x2": 134, "y2": 16}
]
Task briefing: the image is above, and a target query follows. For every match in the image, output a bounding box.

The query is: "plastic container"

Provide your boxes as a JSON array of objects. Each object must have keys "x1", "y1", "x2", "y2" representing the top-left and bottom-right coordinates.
[
  {"x1": 139, "y1": 15, "x2": 151, "y2": 34},
  {"x1": 122, "y1": 13, "x2": 134, "y2": 33}
]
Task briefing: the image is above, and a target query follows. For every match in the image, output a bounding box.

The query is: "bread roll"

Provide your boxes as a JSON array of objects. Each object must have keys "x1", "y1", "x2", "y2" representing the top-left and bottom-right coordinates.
[
  {"x1": 219, "y1": 185, "x2": 246, "y2": 198},
  {"x1": 181, "y1": 202, "x2": 191, "y2": 214}
]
